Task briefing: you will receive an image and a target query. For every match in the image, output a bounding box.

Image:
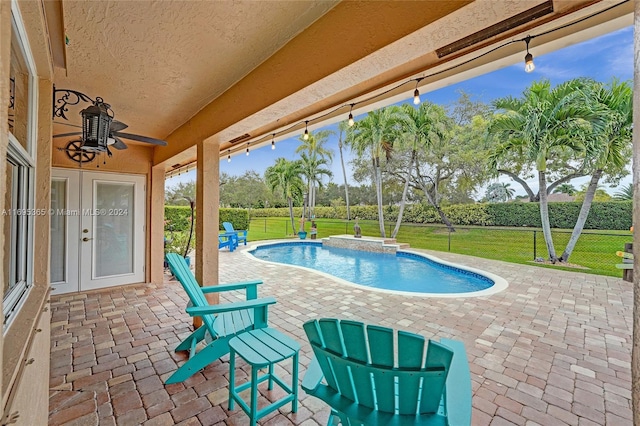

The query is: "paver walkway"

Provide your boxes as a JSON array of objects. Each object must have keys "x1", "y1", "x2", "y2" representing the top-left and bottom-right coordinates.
[{"x1": 49, "y1": 242, "x2": 633, "y2": 425}]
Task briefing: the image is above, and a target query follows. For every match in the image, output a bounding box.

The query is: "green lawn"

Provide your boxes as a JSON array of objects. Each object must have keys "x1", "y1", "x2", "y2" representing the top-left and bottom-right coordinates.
[{"x1": 247, "y1": 217, "x2": 631, "y2": 277}]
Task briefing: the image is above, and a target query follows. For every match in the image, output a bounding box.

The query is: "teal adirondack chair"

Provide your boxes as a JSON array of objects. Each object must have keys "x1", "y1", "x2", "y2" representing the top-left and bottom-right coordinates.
[
  {"x1": 223, "y1": 221, "x2": 248, "y2": 245},
  {"x1": 302, "y1": 318, "x2": 472, "y2": 426},
  {"x1": 164, "y1": 253, "x2": 276, "y2": 384}
]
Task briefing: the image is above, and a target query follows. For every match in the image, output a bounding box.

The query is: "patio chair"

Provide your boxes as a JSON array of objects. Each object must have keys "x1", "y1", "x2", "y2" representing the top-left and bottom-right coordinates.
[
  {"x1": 164, "y1": 252, "x2": 276, "y2": 384},
  {"x1": 223, "y1": 221, "x2": 248, "y2": 245},
  {"x1": 302, "y1": 318, "x2": 472, "y2": 426},
  {"x1": 218, "y1": 234, "x2": 236, "y2": 251}
]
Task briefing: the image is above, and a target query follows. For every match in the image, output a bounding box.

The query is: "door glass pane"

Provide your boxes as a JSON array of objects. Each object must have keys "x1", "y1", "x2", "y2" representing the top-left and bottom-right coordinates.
[
  {"x1": 50, "y1": 179, "x2": 67, "y2": 283},
  {"x1": 95, "y1": 182, "x2": 134, "y2": 277}
]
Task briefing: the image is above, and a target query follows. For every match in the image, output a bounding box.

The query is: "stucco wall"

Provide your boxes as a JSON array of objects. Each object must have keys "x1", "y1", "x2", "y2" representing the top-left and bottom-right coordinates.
[
  {"x1": 52, "y1": 138, "x2": 153, "y2": 173},
  {"x1": 2, "y1": 1, "x2": 55, "y2": 423}
]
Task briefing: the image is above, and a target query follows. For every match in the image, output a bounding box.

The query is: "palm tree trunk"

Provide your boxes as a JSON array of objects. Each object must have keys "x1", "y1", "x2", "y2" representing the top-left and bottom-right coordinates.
[
  {"x1": 559, "y1": 169, "x2": 602, "y2": 262},
  {"x1": 374, "y1": 159, "x2": 386, "y2": 237},
  {"x1": 288, "y1": 198, "x2": 296, "y2": 235},
  {"x1": 391, "y1": 151, "x2": 415, "y2": 238},
  {"x1": 538, "y1": 171, "x2": 557, "y2": 262},
  {"x1": 339, "y1": 140, "x2": 351, "y2": 220}
]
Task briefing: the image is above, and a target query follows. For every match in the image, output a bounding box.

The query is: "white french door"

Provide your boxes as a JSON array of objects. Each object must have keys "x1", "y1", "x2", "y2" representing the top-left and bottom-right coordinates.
[{"x1": 50, "y1": 169, "x2": 146, "y2": 294}]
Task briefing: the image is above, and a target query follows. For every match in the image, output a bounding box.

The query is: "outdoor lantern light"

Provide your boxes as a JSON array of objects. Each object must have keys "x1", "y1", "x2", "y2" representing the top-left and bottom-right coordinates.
[
  {"x1": 524, "y1": 36, "x2": 535, "y2": 73},
  {"x1": 80, "y1": 97, "x2": 113, "y2": 152}
]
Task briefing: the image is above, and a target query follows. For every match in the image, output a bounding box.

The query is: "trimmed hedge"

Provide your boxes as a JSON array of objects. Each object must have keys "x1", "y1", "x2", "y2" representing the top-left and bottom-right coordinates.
[
  {"x1": 164, "y1": 206, "x2": 249, "y2": 232},
  {"x1": 248, "y1": 201, "x2": 632, "y2": 230}
]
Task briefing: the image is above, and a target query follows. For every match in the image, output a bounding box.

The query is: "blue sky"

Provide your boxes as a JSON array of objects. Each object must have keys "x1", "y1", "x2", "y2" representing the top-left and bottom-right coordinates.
[{"x1": 167, "y1": 26, "x2": 633, "y2": 197}]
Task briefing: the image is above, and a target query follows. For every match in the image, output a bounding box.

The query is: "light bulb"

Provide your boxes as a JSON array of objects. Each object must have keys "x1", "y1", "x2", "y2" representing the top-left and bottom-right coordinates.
[
  {"x1": 524, "y1": 52, "x2": 535, "y2": 73},
  {"x1": 271, "y1": 140, "x2": 275, "y2": 150},
  {"x1": 413, "y1": 88, "x2": 421, "y2": 105},
  {"x1": 348, "y1": 113, "x2": 354, "y2": 127},
  {"x1": 227, "y1": 155, "x2": 231, "y2": 163},
  {"x1": 246, "y1": 147, "x2": 249, "y2": 156},
  {"x1": 303, "y1": 129, "x2": 309, "y2": 140}
]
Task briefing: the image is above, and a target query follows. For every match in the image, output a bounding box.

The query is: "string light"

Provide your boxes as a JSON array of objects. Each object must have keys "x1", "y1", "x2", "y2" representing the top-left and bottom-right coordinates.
[
  {"x1": 303, "y1": 121, "x2": 309, "y2": 140},
  {"x1": 271, "y1": 134, "x2": 276, "y2": 150},
  {"x1": 246, "y1": 142, "x2": 250, "y2": 156},
  {"x1": 206, "y1": 1, "x2": 621, "y2": 160},
  {"x1": 524, "y1": 36, "x2": 535, "y2": 73},
  {"x1": 227, "y1": 150, "x2": 231, "y2": 162},
  {"x1": 413, "y1": 79, "x2": 422, "y2": 105}
]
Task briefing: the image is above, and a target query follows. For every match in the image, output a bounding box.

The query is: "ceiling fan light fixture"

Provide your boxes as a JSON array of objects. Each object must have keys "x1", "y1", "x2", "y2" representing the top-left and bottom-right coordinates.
[{"x1": 80, "y1": 97, "x2": 113, "y2": 152}]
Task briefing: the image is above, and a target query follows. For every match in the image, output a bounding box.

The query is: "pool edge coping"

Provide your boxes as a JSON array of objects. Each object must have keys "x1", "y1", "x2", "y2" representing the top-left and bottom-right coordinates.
[{"x1": 241, "y1": 240, "x2": 509, "y2": 298}]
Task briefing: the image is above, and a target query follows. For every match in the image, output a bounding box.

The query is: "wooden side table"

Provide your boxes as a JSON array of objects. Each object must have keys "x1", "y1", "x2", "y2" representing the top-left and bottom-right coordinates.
[{"x1": 228, "y1": 328, "x2": 300, "y2": 426}]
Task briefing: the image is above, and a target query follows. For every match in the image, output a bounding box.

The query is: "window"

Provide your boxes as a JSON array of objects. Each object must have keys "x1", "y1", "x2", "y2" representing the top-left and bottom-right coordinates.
[{"x1": 3, "y1": 3, "x2": 37, "y2": 331}]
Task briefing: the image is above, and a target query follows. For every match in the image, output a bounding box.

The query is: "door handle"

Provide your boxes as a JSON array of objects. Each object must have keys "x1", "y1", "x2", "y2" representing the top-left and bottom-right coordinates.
[{"x1": 82, "y1": 237, "x2": 92, "y2": 242}]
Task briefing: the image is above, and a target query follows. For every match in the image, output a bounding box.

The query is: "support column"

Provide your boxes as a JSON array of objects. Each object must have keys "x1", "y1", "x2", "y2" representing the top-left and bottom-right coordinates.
[
  {"x1": 632, "y1": 1, "x2": 640, "y2": 420},
  {"x1": 196, "y1": 138, "x2": 220, "y2": 306},
  {"x1": 33, "y1": 81, "x2": 52, "y2": 285},
  {"x1": 150, "y1": 164, "x2": 166, "y2": 284}
]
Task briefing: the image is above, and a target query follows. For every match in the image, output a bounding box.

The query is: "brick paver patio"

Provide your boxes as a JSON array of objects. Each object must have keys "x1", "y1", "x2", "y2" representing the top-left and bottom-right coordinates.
[{"x1": 49, "y1": 242, "x2": 633, "y2": 425}]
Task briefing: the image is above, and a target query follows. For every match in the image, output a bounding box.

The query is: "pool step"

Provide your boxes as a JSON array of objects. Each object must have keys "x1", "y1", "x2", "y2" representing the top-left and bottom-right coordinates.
[{"x1": 322, "y1": 235, "x2": 410, "y2": 253}]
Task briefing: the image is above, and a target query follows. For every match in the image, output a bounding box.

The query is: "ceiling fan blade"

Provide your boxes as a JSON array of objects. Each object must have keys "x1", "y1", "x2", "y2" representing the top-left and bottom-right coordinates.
[
  {"x1": 110, "y1": 120, "x2": 128, "y2": 132},
  {"x1": 53, "y1": 121, "x2": 83, "y2": 129},
  {"x1": 112, "y1": 132, "x2": 167, "y2": 146},
  {"x1": 111, "y1": 136, "x2": 128, "y2": 150},
  {"x1": 53, "y1": 132, "x2": 83, "y2": 138}
]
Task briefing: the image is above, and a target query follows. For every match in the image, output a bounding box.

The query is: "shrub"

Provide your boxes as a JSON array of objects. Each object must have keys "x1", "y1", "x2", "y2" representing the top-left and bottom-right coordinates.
[
  {"x1": 245, "y1": 201, "x2": 632, "y2": 230},
  {"x1": 165, "y1": 206, "x2": 250, "y2": 232}
]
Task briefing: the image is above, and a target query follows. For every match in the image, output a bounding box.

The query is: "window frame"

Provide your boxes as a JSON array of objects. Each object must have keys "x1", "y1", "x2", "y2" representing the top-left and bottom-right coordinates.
[{"x1": 3, "y1": 0, "x2": 38, "y2": 332}]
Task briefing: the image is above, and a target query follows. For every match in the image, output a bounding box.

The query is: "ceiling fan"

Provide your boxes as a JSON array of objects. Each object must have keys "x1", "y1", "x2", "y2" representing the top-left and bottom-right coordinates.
[
  {"x1": 54, "y1": 119, "x2": 168, "y2": 151},
  {"x1": 52, "y1": 87, "x2": 167, "y2": 164}
]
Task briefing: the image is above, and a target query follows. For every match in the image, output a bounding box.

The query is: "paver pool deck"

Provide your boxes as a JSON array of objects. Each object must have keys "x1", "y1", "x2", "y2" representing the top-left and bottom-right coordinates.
[{"x1": 49, "y1": 241, "x2": 633, "y2": 425}]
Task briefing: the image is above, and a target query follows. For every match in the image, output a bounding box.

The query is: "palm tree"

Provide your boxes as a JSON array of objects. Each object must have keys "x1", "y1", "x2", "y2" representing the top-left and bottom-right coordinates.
[
  {"x1": 488, "y1": 79, "x2": 596, "y2": 262},
  {"x1": 560, "y1": 79, "x2": 632, "y2": 262},
  {"x1": 553, "y1": 183, "x2": 577, "y2": 195},
  {"x1": 296, "y1": 130, "x2": 334, "y2": 219},
  {"x1": 264, "y1": 158, "x2": 304, "y2": 234},
  {"x1": 337, "y1": 121, "x2": 351, "y2": 220},
  {"x1": 393, "y1": 102, "x2": 447, "y2": 237},
  {"x1": 485, "y1": 182, "x2": 515, "y2": 203},
  {"x1": 348, "y1": 107, "x2": 401, "y2": 237},
  {"x1": 299, "y1": 152, "x2": 332, "y2": 219},
  {"x1": 614, "y1": 183, "x2": 634, "y2": 200}
]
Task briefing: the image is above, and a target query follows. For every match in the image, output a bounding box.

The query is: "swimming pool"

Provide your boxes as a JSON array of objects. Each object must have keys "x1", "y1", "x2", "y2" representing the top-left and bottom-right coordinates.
[{"x1": 247, "y1": 241, "x2": 508, "y2": 297}]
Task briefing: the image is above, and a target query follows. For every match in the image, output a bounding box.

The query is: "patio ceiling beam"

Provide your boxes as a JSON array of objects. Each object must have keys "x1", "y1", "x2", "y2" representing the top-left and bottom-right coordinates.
[{"x1": 153, "y1": 0, "x2": 473, "y2": 166}]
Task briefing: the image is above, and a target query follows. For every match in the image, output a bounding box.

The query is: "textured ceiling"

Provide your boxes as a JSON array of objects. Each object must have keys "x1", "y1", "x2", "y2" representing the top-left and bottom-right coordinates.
[
  {"x1": 50, "y1": 0, "x2": 632, "y2": 167},
  {"x1": 53, "y1": 0, "x2": 338, "y2": 139}
]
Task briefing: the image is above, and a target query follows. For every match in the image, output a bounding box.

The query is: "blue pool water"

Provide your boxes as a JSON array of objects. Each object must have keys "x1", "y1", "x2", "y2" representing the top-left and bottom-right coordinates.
[{"x1": 249, "y1": 242, "x2": 494, "y2": 294}]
